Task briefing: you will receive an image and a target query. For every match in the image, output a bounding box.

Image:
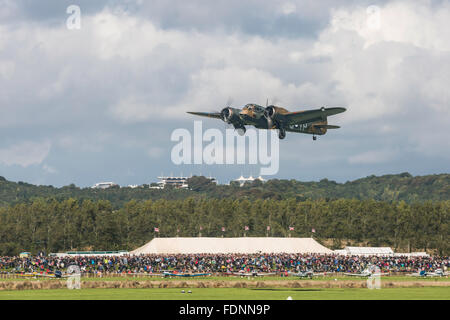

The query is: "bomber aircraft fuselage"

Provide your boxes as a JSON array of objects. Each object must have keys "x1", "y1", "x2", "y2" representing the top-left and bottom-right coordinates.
[{"x1": 188, "y1": 103, "x2": 346, "y2": 140}]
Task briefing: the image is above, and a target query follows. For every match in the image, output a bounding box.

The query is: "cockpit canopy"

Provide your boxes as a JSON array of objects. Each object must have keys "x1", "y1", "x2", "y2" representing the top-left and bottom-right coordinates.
[{"x1": 243, "y1": 104, "x2": 264, "y2": 112}]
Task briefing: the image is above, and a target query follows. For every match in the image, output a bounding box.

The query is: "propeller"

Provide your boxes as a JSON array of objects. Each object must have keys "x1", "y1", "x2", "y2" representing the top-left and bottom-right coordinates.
[
  {"x1": 271, "y1": 96, "x2": 280, "y2": 105},
  {"x1": 264, "y1": 106, "x2": 275, "y2": 129},
  {"x1": 263, "y1": 97, "x2": 280, "y2": 129},
  {"x1": 265, "y1": 97, "x2": 280, "y2": 107},
  {"x1": 221, "y1": 97, "x2": 235, "y2": 127},
  {"x1": 266, "y1": 115, "x2": 273, "y2": 129},
  {"x1": 226, "y1": 96, "x2": 233, "y2": 108},
  {"x1": 221, "y1": 108, "x2": 231, "y2": 122}
]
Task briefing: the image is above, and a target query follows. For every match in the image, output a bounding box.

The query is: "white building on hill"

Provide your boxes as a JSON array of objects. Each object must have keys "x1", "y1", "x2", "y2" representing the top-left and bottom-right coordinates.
[
  {"x1": 157, "y1": 176, "x2": 189, "y2": 189},
  {"x1": 234, "y1": 175, "x2": 265, "y2": 187},
  {"x1": 92, "y1": 182, "x2": 118, "y2": 189}
]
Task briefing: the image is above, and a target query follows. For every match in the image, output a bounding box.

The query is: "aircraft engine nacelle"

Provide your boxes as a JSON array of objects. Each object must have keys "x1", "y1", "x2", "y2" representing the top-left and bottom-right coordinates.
[
  {"x1": 264, "y1": 106, "x2": 284, "y2": 129},
  {"x1": 263, "y1": 106, "x2": 276, "y2": 120},
  {"x1": 220, "y1": 107, "x2": 241, "y2": 124}
]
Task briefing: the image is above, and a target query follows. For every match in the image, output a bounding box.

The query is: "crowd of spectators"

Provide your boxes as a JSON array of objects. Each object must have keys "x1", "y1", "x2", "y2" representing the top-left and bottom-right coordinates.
[{"x1": 0, "y1": 253, "x2": 448, "y2": 275}]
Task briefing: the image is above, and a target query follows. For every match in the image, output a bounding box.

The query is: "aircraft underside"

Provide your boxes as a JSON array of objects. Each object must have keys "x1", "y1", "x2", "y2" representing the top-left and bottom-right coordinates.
[
  {"x1": 187, "y1": 103, "x2": 345, "y2": 140},
  {"x1": 239, "y1": 118, "x2": 328, "y2": 140}
]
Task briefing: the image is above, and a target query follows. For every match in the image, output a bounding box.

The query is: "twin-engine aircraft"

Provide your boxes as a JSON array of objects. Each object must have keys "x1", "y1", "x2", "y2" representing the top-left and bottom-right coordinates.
[
  {"x1": 343, "y1": 268, "x2": 388, "y2": 277},
  {"x1": 188, "y1": 102, "x2": 346, "y2": 140},
  {"x1": 288, "y1": 270, "x2": 326, "y2": 278},
  {"x1": 407, "y1": 269, "x2": 449, "y2": 278},
  {"x1": 225, "y1": 270, "x2": 277, "y2": 277}
]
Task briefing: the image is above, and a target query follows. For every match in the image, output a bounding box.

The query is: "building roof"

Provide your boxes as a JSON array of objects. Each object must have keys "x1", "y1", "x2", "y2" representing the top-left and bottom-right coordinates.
[
  {"x1": 344, "y1": 246, "x2": 394, "y2": 255},
  {"x1": 131, "y1": 237, "x2": 333, "y2": 255}
]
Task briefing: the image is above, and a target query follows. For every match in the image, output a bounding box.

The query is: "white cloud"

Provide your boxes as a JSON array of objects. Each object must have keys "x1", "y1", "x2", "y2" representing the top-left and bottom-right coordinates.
[
  {"x1": 43, "y1": 164, "x2": 57, "y2": 174},
  {"x1": 348, "y1": 149, "x2": 397, "y2": 165},
  {"x1": 147, "y1": 147, "x2": 164, "y2": 159},
  {"x1": 111, "y1": 97, "x2": 156, "y2": 123},
  {"x1": 0, "y1": 141, "x2": 51, "y2": 167},
  {"x1": 6, "y1": 3, "x2": 447, "y2": 126},
  {"x1": 312, "y1": 1, "x2": 450, "y2": 125},
  {"x1": 0, "y1": 0, "x2": 19, "y2": 20},
  {"x1": 0, "y1": 1, "x2": 448, "y2": 185},
  {"x1": 280, "y1": 3, "x2": 297, "y2": 15},
  {"x1": 0, "y1": 60, "x2": 14, "y2": 80}
]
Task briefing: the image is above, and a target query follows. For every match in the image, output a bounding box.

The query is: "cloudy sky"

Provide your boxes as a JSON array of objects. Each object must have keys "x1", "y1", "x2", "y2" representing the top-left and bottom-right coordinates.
[{"x1": 0, "y1": 0, "x2": 449, "y2": 187}]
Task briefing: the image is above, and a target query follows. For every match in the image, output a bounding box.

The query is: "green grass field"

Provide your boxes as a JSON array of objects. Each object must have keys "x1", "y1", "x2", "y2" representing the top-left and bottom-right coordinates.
[{"x1": 0, "y1": 287, "x2": 449, "y2": 300}]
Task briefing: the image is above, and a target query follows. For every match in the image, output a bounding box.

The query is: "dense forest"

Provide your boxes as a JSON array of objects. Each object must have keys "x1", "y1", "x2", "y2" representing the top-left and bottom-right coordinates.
[
  {"x1": 0, "y1": 173, "x2": 448, "y2": 208},
  {"x1": 0, "y1": 197, "x2": 448, "y2": 256}
]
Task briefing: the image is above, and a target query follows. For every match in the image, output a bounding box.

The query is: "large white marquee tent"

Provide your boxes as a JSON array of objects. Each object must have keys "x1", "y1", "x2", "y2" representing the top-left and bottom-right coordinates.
[{"x1": 131, "y1": 237, "x2": 333, "y2": 255}]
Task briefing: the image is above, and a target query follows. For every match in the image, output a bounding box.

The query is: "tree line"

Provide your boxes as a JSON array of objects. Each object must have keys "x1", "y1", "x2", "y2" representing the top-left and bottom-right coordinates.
[
  {"x1": 0, "y1": 173, "x2": 449, "y2": 208},
  {"x1": 0, "y1": 197, "x2": 448, "y2": 256}
]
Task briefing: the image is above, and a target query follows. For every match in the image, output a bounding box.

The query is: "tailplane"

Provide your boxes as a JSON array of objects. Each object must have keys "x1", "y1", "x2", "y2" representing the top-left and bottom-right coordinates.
[{"x1": 315, "y1": 124, "x2": 340, "y2": 129}]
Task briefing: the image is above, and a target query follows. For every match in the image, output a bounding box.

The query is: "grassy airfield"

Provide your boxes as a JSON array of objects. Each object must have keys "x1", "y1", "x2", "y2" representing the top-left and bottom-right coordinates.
[
  {"x1": 0, "y1": 275, "x2": 449, "y2": 300},
  {"x1": 0, "y1": 286, "x2": 449, "y2": 300}
]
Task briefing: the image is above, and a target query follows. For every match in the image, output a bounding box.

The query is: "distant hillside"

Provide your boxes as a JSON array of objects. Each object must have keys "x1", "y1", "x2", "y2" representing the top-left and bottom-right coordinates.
[{"x1": 0, "y1": 173, "x2": 448, "y2": 207}]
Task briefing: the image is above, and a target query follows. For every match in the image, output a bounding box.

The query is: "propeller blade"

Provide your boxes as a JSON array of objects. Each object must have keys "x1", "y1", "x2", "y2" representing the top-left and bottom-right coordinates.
[
  {"x1": 264, "y1": 106, "x2": 274, "y2": 129},
  {"x1": 271, "y1": 96, "x2": 280, "y2": 105},
  {"x1": 266, "y1": 116, "x2": 273, "y2": 129},
  {"x1": 226, "y1": 97, "x2": 233, "y2": 108}
]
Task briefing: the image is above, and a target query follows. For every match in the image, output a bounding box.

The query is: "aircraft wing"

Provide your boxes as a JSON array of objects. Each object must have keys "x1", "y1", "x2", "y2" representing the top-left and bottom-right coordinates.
[
  {"x1": 18, "y1": 273, "x2": 52, "y2": 278},
  {"x1": 343, "y1": 273, "x2": 369, "y2": 277},
  {"x1": 297, "y1": 272, "x2": 325, "y2": 277},
  {"x1": 289, "y1": 271, "x2": 306, "y2": 276},
  {"x1": 282, "y1": 107, "x2": 346, "y2": 125},
  {"x1": 17, "y1": 273, "x2": 37, "y2": 277},
  {"x1": 187, "y1": 111, "x2": 222, "y2": 119},
  {"x1": 188, "y1": 273, "x2": 211, "y2": 277},
  {"x1": 252, "y1": 272, "x2": 276, "y2": 277},
  {"x1": 172, "y1": 273, "x2": 211, "y2": 277},
  {"x1": 233, "y1": 272, "x2": 252, "y2": 276},
  {"x1": 423, "y1": 273, "x2": 444, "y2": 277},
  {"x1": 312, "y1": 272, "x2": 326, "y2": 276}
]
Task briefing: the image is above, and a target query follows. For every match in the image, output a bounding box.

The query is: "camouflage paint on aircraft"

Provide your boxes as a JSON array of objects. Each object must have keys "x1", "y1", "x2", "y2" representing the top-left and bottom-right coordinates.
[{"x1": 188, "y1": 103, "x2": 346, "y2": 140}]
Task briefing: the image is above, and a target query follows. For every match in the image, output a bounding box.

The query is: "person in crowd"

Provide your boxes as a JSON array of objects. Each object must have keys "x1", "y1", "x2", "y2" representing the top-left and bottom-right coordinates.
[{"x1": 0, "y1": 253, "x2": 448, "y2": 275}]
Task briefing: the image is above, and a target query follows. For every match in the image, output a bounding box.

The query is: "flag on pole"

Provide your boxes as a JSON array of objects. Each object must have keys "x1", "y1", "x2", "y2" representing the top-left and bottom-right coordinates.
[
  {"x1": 289, "y1": 226, "x2": 294, "y2": 231},
  {"x1": 312, "y1": 228, "x2": 316, "y2": 233},
  {"x1": 244, "y1": 226, "x2": 249, "y2": 231},
  {"x1": 221, "y1": 227, "x2": 226, "y2": 232},
  {"x1": 267, "y1": 226, "x2": 271, "y2": 231},
  {"x1": 154, "y1": 227, "x2": 159, "y2": 233}
]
